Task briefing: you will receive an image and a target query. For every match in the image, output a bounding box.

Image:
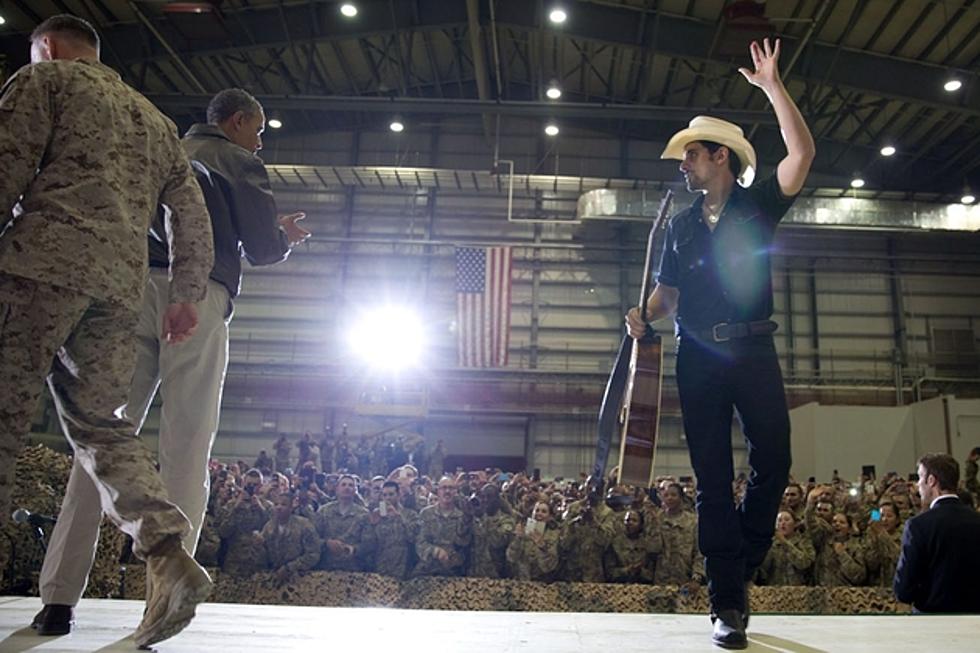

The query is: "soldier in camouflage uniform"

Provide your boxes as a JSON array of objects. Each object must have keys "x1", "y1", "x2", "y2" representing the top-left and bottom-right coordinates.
[
  {"x1": 39, "y1": 86, "x2": 310, "y2": 623},
  {"x1": 507, "y1": 501, "x2": 560, "y2": 581},
  {"x1": 361, "y1": 481, "x2": 416, "y2": 579},
  {"x1": 559, "y1": 494, "x2": 612, "y2": 583},
  {"x1": 216, "y1": 470, "x2": 271, "y2": 576},
  {"x1": 0, "y1": 15, "x2": 213, "y2": 647},
  {"x1": 811, "y1": 512, "x2": 866, "y2": 586},
  {"x1": 781, "y1": 483, "x2": 806, "y2": 524},
  {"x1": 965, "y1": 447, "x2": 979, "y2": 498},
  {"x1": 413, "y1": 476, "x2": 472, "y2": 577},
  {"x1": 469, "y1": 484, "x2": 516, "y2": 578},
  {"x1": 654, "y1": 484, "x2": 705, "y2": 586},
  {"x1": 273, "y1": 434, "x2": 292, "y2": 474},
  {"x1": 259, "y1": 491, "x2": 320, "y2": 584},
  {"x1": 314, "y1": 474, "x2": 369, "y2": 570},
  {"x1": 862, "y1": 502, "x2": 903, "y2": 588},
  {"x1": 604, "y1": 509, "x2": 662, "y2": 584},
  {"x1": 755, "y1": 511, "x2": 814, "y2": 586},
  {"x1": 428, "y1": 440, "x2": 446, "y2": 480}
]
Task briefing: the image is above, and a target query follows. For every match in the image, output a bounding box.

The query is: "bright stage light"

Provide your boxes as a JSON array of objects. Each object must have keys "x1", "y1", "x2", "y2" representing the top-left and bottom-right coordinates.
[{"x1": 348, "y1": 307, "x2": 426, "y2": 369}]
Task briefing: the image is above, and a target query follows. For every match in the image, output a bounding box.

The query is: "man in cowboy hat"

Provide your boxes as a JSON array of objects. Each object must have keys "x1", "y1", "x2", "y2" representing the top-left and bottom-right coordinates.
[{"x1": 626, "y1": 38, "x2": 814, "y2": 649}]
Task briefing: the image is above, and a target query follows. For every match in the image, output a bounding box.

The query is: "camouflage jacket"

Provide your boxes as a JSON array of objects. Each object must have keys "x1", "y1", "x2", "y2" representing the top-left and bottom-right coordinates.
[
  {"x1": 966, "y1": 459, "x2": 979, "y2": 496},
  {"x1": 604, "y1": 526, "x2": 662, "y2": 584},
  {"x1": 194, "y1": 512, "x2": 221, "y2": 568},
  {"x1": 413, "y1": 504, "x2": 472, "y2": 577},
  {"x1": 507, "y1": 528, "x2": 560, "y2": 581},
  {"x1": 260, "y1": 515, "x2": 320, "y2": 574},
  {"x1": 216, "y1": 498, "x2": 271, "y2": 576},
  {"x1": 654, "y1": 510, "x2": 704, "y2": 585},
  {"x1": 361, "y1": 509, "x2": 417, "y2": 579},
  {"x1": 813, "y1": 537, "x2": 866, "y2": 587},
  {"x1": 0, "y1": 59, "x2": 212, "y2": 310},
  {"x1": 862, "y1": 526, "x2": 902, "y2": 588},
  {"x1": 558, "y1": 511, "x2": 612, "y2": 583},
  {"x1": 756, "y1": 532, "x2": 815, "y2": 586},
  {"x1": 469, "y1": 511, "x2": 516, "y2": 578},
  {"x1": 314, "y1": 500, "x2": 369, "y2": 571}
]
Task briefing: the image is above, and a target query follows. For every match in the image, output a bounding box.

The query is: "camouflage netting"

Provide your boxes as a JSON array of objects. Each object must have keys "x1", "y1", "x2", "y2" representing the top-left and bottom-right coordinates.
[
  {"x1": 1, "y1": 445, "x2": 127, "y2": 598},
  {"x1": 4, "y1": 446, "x2": 911, "y2": 615}
]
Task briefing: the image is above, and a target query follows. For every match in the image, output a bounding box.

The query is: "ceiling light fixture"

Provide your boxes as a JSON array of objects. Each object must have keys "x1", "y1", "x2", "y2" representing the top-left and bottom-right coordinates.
[
  {"x1": 544, "y1": 123, "x2": 559, "y2": 136},
  {"x1": 546, "y1": 84, "x2": 562, "y2": 100},
  {"x1": 267, "y1": 118, "x2": 283, "y2": 129},
  {"x1": 961, "y1": 193, "x2": 976, "y2": 205},
  {"x1": 340, "y1": 3, "x2": 358, "y2": 18},
  {"x1": 879, "y1": 145, "x2": 896, "y2": 157},
  {"x1": 850, "y1": 177, "x2": 865, "y2": 189},
  {"x1": 389, "y1": 118, "x2": 405, "y2": 133},
  {"x1": 549, "y1": 7, "x2": 567, "y2": 24},
  {"x1": 0, "y1": 16, "x2": 7, "y2": 26},
  {"x1": 943, "y1": 78, "x2": 962, "y2": 92}
]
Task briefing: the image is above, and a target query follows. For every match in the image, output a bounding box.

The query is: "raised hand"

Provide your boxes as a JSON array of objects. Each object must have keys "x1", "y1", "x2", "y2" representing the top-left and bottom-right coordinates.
[
  {"x1": 738, "y1": 38, "x2": 783, "y2": 91},
  {"x1": 278, "y1": 211, "x2": 310, "y2": 247}
]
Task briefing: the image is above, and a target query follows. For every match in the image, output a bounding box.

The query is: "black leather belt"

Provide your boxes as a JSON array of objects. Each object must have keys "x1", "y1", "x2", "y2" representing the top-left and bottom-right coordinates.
[{"x1": 683, "y1": 320, "x2": 777, "y2": 343}]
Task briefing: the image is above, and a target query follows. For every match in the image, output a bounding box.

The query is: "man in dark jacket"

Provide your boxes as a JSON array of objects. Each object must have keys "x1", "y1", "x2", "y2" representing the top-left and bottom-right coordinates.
[
  {"x1": 37, "y1": 88, "x2": 309, "y2": 633},
  {"x1": 894, "y1": 453, "x2": 980, "y2": 613}
]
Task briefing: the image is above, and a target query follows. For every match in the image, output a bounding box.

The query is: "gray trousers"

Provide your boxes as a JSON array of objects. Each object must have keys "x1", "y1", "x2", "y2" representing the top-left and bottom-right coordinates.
[
  {"x1": 39, "y1": 271, "x2": 229, "y2": 605},
  {"x1": 0, "y1": 274, "x2": 189, "y2": 576}
]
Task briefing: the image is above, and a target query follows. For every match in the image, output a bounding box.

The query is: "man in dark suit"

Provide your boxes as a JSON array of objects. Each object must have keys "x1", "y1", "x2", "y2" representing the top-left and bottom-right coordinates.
[{"x1": 894, "y1": 453, "x2": 980, "y2": 613}]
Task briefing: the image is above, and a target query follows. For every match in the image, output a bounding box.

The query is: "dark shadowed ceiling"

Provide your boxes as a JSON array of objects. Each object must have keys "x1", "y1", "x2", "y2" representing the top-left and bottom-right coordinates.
[{"x1": 1, "y1": 0, "x2": 978, "y2": 201}]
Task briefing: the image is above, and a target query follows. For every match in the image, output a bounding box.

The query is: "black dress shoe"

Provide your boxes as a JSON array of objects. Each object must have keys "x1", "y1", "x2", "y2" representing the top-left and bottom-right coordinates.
[
  {"x1": 30, "y1": 606, "x2": 48, "y2": 629},
  {"x1": 711, "y1": 609, "x2": 747, "y2": 650},
  {"x1": 35, "y1": 604, "x2": 73, "y2": 636}
]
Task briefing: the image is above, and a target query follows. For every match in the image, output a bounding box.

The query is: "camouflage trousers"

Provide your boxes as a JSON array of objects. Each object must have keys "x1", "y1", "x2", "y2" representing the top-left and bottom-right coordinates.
[{"x1": 0, "y1": 274, "x2": 189, "y2": 559}]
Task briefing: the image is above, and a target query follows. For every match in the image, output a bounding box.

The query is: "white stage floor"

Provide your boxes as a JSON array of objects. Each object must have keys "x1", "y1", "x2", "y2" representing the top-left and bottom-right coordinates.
[{"x1": 1, "y1": 596, "x2": 978, "y2": 652}]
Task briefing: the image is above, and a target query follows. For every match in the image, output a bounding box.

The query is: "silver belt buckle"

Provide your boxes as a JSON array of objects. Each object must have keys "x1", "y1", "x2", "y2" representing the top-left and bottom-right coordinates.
[{"x1": 711, "y1": 322, "x2": 730, "y2": 342}]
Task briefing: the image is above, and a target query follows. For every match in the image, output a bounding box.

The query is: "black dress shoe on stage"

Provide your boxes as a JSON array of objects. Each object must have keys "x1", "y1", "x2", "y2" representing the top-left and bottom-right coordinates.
[
  {"x1": 33, "y1": 604, "x2": 74, "y2": 636},
  {"x1": 711, "y1": 609, "x2": 748, "y2": 650}
]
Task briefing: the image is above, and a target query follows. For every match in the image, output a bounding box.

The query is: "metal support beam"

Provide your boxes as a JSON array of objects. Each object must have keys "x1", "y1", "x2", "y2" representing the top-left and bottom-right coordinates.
[
  {"x1": 145, "y1": 92, "x2": 774, "y2": 123},
  {"x1": 465, "y1": 0, "x2": 495, "y2": 150},
  {"x1": 129, "y1": 1, "x2": 207, "y2": 94}
]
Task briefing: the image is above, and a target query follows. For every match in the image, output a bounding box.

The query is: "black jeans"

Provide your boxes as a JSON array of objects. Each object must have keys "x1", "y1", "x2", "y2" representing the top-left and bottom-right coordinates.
[{"x1": 676, "y1": 335, "x2": 791, "y2": 614}]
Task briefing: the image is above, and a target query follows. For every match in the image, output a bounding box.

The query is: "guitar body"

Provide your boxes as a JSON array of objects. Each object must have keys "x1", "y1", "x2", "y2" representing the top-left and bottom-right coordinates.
[
  {"x1": 591, "y1": 189, "x2": 671, "y2": 489},
  {"x1": 616, "y1": 331, "x2": 664, "y2": 487}
]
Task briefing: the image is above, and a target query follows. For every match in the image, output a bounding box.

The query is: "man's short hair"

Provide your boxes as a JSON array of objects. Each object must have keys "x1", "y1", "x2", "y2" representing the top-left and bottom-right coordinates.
[
  {"x1": 207, "y1": 89, "x2": 262, "y2": 125},
  {"x1": 918, "y1": 453, "x2": 960, "y2": 492},
  {"x1": 31, "y1": 14, "x2": 100, "y2": 50},
  {"x1": 700, "y1": 140, "x2": 742, "y2": 179},
  {"x1": 382, "y1": 480, "x2": 400, "y2": 492}
]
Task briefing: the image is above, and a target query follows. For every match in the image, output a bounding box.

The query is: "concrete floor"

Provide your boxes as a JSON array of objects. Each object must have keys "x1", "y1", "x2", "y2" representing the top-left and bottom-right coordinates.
[{"x1": 1, "y1": 596, "x2": 977, "y2": 652}]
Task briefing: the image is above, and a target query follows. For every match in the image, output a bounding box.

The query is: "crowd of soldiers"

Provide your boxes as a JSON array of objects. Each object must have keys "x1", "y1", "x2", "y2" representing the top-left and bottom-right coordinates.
[
  {"x1": 757, "y1": 451, "x2": 980, "y2": 589},
  {"x1": 194, "y1": 439, "x2": 980, "y2": 591}
]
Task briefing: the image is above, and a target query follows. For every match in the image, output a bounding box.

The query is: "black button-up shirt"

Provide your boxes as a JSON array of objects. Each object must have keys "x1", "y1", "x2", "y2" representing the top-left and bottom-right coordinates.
[{"x1": 657, "y1": 174, "x2": 796, "y2": 332}]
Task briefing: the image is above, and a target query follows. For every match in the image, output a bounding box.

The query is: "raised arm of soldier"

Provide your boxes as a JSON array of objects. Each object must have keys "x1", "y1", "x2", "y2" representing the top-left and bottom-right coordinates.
[{"x1": 738, "y1": 37, "x2": 816, "y2": 197}]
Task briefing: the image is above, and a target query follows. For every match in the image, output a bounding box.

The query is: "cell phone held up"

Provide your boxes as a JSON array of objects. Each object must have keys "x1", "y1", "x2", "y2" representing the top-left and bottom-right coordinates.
[{"x1": 525, "y1": 518, "x2": 545, "y2": 536}]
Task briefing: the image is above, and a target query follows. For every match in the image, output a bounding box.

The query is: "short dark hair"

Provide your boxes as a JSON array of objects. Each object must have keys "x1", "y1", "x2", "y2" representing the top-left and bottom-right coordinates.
[
  {"x1": 700, "y1": 140, "x2": 741, "y2": 179},
  {"x1": 382, "y1": 481, "x2": 400, "y2": 492},
  {"x1": 31, "y1": 15, "x2": 100, "y2": 50},
  {"x1": 918, "y1": 453, "x2": 959, "y2": 492},
  {"x1": 207, "y1": 88, "x2": 262, "y2": 125}
]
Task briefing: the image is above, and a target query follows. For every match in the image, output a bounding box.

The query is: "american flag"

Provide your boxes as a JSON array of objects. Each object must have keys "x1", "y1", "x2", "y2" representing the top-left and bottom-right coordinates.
[{"x1": 455, "y1": 246, "x2": 513, "y2": 367}]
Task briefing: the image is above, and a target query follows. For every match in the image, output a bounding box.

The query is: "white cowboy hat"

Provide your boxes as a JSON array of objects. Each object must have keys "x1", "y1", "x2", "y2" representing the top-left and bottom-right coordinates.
[{"x1": 661, "y1": 115, "x2": 757, "y2": 187}]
